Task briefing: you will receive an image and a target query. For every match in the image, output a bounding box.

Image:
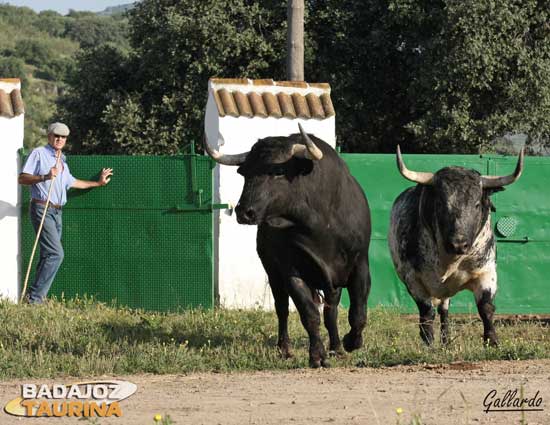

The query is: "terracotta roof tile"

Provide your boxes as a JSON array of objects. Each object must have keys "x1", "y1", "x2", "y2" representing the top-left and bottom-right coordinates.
[
  {"x1": 248, "y1": 92, "x2": 268, "y2": 118},
  {"x1": 277, "y1": 92, "x2": 296, "y2": 118},
  {"x1": 0, "y1": 88, "x2": 24, "y2": 118},
  {"x1": 234, "y1": 91, "x2": 253, "y2": 117},
  {"x1": 209, "y1": 78, "x2": 334, "y2": 120}
]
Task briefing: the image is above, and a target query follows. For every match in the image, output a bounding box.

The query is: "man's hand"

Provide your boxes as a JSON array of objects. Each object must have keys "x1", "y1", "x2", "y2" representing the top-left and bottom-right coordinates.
[
  {"x1": 46, "y1": 167, "x2": 59, "y2": 180},
  {"x1": 99, "y1": 168, "x2": 113, "y2": 186}
]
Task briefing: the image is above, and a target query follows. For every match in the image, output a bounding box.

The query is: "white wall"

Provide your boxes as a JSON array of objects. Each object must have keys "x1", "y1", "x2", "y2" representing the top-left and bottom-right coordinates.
[
  {"x1": 0, "y1": 80, "x2": 24, "y2": 302},
  {"x1": 205, "y1": 89, "x2": 335, "y2": 309}
]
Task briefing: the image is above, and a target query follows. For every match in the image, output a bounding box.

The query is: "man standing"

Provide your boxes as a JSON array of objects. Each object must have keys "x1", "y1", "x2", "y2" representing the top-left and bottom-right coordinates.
[{"x1": 18, "y1": 122, "x2": 113, "y2": 304}]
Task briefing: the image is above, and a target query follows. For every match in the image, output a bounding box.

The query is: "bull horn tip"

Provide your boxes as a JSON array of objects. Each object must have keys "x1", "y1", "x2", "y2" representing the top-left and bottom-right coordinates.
[{"x1": 516, "y1": 147, "x2": 525, "y2": 176}]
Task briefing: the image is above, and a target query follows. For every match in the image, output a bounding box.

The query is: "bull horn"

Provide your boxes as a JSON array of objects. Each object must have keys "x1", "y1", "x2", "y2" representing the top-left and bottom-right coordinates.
[
  {"x1": 296, "y1": 123, "x2": 323, "y2": 160},
  {"x1": 481, "y1": 148, "x2": 524, "y2": 188},
  {"x1": 396, "y1": 145, "x2": 434, "y2": 185},
  {"x1": 203, "y1": 133, "x2": 249, "y2": 166}
]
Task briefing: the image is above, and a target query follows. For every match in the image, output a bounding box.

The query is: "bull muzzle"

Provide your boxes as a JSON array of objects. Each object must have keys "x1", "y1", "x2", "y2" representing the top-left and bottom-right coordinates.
[
  {"x1": 235, "y1": 203, "x2": 257, "y2": 225},
  {"x1": 448, "y1": 237, "x2": 471, "y2": 255}
]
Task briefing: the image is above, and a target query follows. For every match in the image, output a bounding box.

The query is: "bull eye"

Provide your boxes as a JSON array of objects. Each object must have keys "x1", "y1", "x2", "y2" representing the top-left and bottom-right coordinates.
[
  {"x1": 475, "y1": 202, "x2": 481, "y2": 210},
  {"x1": 266, "y1": 165, "x2": 287, "y2": 176}
]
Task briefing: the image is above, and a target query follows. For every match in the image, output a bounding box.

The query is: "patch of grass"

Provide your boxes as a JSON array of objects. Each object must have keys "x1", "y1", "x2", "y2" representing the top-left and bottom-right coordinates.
[{"x1": 0, "y1": 298, "x2": 548, "y2": 379}]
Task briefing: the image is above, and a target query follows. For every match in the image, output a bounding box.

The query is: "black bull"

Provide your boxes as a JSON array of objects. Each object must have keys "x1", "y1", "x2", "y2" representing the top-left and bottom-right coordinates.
[{"x1": 205, "y1": 124, "x2": 372, "y2": 367}]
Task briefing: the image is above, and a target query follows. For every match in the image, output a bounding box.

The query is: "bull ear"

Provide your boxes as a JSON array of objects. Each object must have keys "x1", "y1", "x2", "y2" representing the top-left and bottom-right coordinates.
[
  {"x1": 486, "y1": 187, "x2": 505, "y2": 195},
  {"x1": 203, "y1": 133, "x2": 249, "y2": 166}
]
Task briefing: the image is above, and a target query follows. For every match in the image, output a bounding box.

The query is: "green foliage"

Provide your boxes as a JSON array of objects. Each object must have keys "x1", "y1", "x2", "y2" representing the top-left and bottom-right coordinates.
[
  {"x1": 0, "y1": 4, "x2": 128, "y2": 149},
  {"x1": 0, "y1": 299, "x2": 548, "y2": 378},
  {"x1": 405, "y1": 0, "x2": 550, "y2": 153},
  {"x1": 0, "y1": 56, "x2": 28, "y2": 86},
  {"x1": 15, "y1": 39, "x2": 55, "y2": 67},
  {"x1": 307, "y1": 0, "x2": 418, "y2": 152},
  {"x1": 64, "y1": 15, "x2": 129, "y2": 49},
  {"x1": 35, "y1": 10, "x2": 67, "y2": 38},
  {"x1": 56, "y1": 44, "x2": 133, "y2": 153},
  {"x1": 309, "y1": 0, "x2": 550, "y2": 153},
  {"x1": 59, "y1": 0, "x2": 287, "y2": 155},
  {"x1": 4, "y1": 1, "x2": 550, "y2": 154}
]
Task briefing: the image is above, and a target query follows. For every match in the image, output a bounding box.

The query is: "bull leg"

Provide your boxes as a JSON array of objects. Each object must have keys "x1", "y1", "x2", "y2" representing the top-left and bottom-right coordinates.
[
  {"x1": 323, "y1": 288, "x2": 343, "y2": 356},
  {"x1": 438, "y1": 298, "x2": 450, "y2": 345},
  {"x1": 415, "y1": 298, "x2": 435, "y2": 346},
  {"x1": 287, "y1": 276, "x2": 327, "y2": 368},
  {"x1": 343, "y1": 258, "x2": 371, "y2": 353},
  {"x1": 475, "y1": 289, "x2": 498, "y2": 347},
  {"x1": 269, "y1": 281, "x2": 292, "y2": 359}
]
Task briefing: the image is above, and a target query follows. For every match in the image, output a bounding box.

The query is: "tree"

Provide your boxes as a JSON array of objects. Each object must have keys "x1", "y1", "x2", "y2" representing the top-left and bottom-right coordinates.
[
  {"x1": 36, "y1": 10, "x2": 66, "y2": 38},
  {"x1": 56, "y1": 44, "x2": 132, "y2": 153},
  {"x1": 60, "y1": 0, "x2": 287, "y2": 155},
  {"x1": 309, "y1": 0, "x2": 550, "y2": 153},
  {"x1": 0, "y1": 56, "x2": 28, "y2": 86},
  {"x1": 56, "y1": 0, "x2": 550, "y2": 155},
  {"x1": 64, "y1": 15, "x2": 130, "y2": 49},
  {"x1": 406, "y1": 0, "x2": 550, "y2": 153}
]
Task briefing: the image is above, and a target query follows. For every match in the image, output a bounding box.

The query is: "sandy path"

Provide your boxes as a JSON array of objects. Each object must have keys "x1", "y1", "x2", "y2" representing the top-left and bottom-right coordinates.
[{"x1": 1, "y1": 360, "x2": 549, "y2": 424}]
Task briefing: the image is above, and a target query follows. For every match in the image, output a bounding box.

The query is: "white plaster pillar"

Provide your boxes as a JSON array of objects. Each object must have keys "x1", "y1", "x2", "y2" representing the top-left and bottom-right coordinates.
[{"x1": 0, "y1": 79, "x2": 24, "y2": 302}]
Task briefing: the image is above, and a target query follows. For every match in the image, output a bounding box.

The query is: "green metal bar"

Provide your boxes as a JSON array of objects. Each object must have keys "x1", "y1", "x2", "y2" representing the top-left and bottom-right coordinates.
[
  {"x1": 497, "y1": 237, "x2": 530, "y2": 243},
  {"x1": 169, "y1": 203, "x2": 229, "y2": 213}
]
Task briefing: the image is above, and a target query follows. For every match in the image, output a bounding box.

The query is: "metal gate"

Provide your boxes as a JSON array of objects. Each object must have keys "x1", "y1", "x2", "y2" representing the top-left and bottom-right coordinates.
[
  {"x1": 21, "y1": 153, "x2": 215, "y2": 311},
  {"x1": 21, "y1": 151, "x2": 550, "y2": 314},
  {"x1": 342, "y1": 153, "x2": 550, "y2": 314}
]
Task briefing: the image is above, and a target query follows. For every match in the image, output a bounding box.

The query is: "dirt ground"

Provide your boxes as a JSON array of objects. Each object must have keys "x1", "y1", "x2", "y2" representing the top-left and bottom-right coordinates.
[{"x1": 1, "y1": 360, "x2": 549, "y2": 425}]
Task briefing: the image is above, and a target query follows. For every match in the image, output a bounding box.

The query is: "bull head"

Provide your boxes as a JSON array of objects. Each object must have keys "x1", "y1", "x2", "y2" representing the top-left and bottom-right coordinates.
[
  {"x1": 396, "y1": 146, "x2": 524, "y2": 188},
  {"x1": 396, "y1": 146, "x2": 524, "y2": 256},
  {"x1": 203, "y1": 123, "x2": 323, "y2": 166}
]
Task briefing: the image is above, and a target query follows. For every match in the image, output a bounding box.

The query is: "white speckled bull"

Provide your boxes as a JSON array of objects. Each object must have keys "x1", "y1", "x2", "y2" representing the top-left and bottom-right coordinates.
[{"x1": 388, "y1": 147, "x2": 524, "y2": 346}]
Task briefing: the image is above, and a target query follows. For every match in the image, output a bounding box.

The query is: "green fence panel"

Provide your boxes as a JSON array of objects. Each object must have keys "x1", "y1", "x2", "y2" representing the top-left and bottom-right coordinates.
[
  {"x1": 20, "y1": 151, "x2": 548, "y2": 314},
  {"x1": 490, "y1": 156, "x2": 550, "y2": 313},
  {"x1": 21, "y1": 154, "x2": 214, "y2": 311},
  {"x1": 341, "y1": 153, "x2": 548, "y2": 314}
]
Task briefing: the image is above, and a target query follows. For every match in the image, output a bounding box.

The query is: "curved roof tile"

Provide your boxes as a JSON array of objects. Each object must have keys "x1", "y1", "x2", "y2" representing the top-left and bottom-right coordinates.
[
  {"x1": 209, "y1": 78, "x2": 335, "y2": 120},
  {"x1": 0, "y1": 88, "x2": 24, "y2": 118}
]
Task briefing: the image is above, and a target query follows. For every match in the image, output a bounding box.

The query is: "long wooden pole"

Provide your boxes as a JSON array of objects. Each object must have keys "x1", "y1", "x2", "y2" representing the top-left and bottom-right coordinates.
[
  {"x1": 20, "y1": 150, "x2": 62, "y2": 303},
  {"x1": 287, "y1": 0, "x2": 304, "y2": 81}
]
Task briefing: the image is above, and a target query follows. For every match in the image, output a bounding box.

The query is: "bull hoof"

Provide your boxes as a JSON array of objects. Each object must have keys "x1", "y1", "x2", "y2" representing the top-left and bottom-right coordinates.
[
  {"x1": 421, "y1": 337, "x2": 434, "y2": 347},
  {"x1": 328, "y1": 342, "x2": 344, "y2": 357},
  {"x1": 420, "y1": 331, "x2": 434, "y2": 346},
  {"x1": 309, "y1": 358, "x2": 322, "y2": 368},
  {"x1": 277, "y1": 345, "x2": 293, "y2": 359},
  {"x1": 309, "y1": 357, "x2": 330, "y2": 368},
  {"x1": 328, "y1": 349, "x2": 345, "y2": 358},
  {"x1": 483, "y1": 334, "x2": 499, "y2": 348},
  {"x1": 343, "y1": 333, "x2": 363, "y2": 352}
]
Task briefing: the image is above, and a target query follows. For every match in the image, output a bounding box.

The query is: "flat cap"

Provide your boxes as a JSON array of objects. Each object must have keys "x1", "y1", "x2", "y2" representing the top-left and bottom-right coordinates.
[{"x1": 47, "y1": 122, "x2": 70, "y2": 137}]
